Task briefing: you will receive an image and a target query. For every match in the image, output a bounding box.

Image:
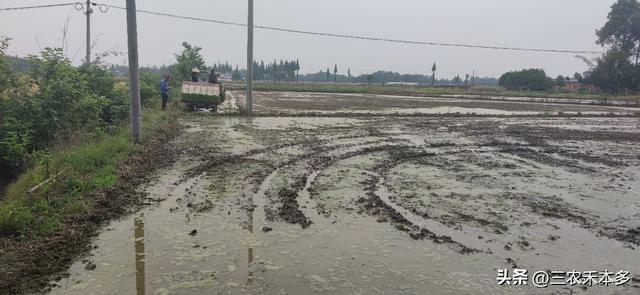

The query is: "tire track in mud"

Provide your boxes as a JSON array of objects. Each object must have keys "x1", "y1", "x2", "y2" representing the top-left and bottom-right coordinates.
[
  {"x1": 354, "y1": 141, "x2": 640, "y2": 254},
  {"x1": 184, "y1": 131, "x2": 390, "y2": 180},
  {"x1": 226, "y1": 133, "x2": 610, "y2": 249},
  {"x1": 355, "y1": 150, "x2": 482, "y2": 254},
  {"x1": 183, "y1": 124, "x2": 410, "y2": 228},
  {"x1": 260, "y1": 143, "x2": 411, "y2": 228},
  {"x1": 485, "y1": 140, "x2": 640, "y2": 246},
  {"x1": 184, "y1": 119, "x2": 640, "y2": 248},
  {"x1": 400, "y1": 141, "x2": 640, "y2": 247}
]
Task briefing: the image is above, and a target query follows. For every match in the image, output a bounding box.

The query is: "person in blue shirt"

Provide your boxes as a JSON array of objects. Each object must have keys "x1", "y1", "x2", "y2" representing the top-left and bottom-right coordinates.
[{"x1": 159, "y1": 75, "x2": 171, "y2": 111}]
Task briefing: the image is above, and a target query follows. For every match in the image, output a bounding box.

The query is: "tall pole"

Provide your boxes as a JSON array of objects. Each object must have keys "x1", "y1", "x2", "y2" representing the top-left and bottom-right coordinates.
[
  {"x1": 85, "y1": 0, "x2": 93, "y2": 64},
  {"x1": 246, "y1": 0, "x2": 254, "y2": 114},
  {"x1": 126, "y1": 0, "x2": 142, "y2": 142}
]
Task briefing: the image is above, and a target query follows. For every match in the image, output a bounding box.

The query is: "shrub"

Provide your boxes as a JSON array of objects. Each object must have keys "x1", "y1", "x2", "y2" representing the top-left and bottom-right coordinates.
[
  {"x1": 498, "y1": 69, "x2": 555, "y2": 91},
  {"x1": 140, "y1": 71, "x2": 161, "y2": 105},
  {"x1": 0, "y1": 201, "x2": 33, "y2": 237},
  {"x1": 0, "y1": 44, "x2": 129, "y2": 187}
]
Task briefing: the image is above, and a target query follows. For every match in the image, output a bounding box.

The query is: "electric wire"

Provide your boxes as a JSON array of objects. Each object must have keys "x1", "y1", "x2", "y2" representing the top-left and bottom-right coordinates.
[
  {"x1": 1, "y1": 2, "x2": 603, "y2": 55},
  {"x1": 0, "y1": 3, "x2": 76, "y2": 11}
]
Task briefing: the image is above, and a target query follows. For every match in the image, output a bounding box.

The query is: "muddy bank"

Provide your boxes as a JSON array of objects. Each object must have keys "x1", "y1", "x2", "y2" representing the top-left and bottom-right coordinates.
[{"x1": 0, "y1": 116, "x2": 182, "y2": 294}]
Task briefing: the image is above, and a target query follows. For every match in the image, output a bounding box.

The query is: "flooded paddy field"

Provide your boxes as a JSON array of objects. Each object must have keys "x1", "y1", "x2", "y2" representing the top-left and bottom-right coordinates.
[
  {"x1": 231, "y1": 91, "x2": 640, "y2": 116},
  {"x1": 48, "y1": 114, "x2": 640, "y2": 295}
]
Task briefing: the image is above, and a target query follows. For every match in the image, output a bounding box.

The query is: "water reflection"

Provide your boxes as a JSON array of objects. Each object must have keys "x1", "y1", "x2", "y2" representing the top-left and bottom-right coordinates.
[
  {"x1": 247, "y1": 222, "x2": 254, "y2": 286},
  {"x1": 247, "y1": 196, "x2": 255, "y2": 286},
  {"x1": 134, "y1": 214, "x2": 145, "y2": 295}
]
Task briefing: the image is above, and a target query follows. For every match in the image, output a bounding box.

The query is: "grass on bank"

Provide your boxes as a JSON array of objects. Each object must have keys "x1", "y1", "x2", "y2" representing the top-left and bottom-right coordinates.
[
  {"x1": 0, "y1": 109, "x2": 176, "y2": 238},
  {"x1": 226, "y1": 81, "x2": 640, "y2": 103}
]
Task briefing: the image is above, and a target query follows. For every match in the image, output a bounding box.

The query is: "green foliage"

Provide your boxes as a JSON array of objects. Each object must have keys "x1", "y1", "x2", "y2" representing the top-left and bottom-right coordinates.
[
  {"x1": 584, "y1": 0, "x2": 640, "y2": 93},
  {"x1": 0, "y1": 37, "x2": 13, "y2": 91},
  {"x1": 0, "y1": 201, "x2": 33, "y2": 237},
  {"x1": 498, "y1": 69, "x2": 555, "y2": 91},
  {"x1": 174, "y1": 42, "x2": 206, "y2": 81},
  {"x1": 0, "y1": 110, "x2": 174, "y2": 237},
  {"x1": 250, "y1": 59, "x2": 300, "y2": 82},
  {"x1": 588, "y1": 48, "x2": 639, "y2": 93},
  {"x1": 140, "y1": 71, "x2": 161, "y2": 105},
  {"x1": 232, "y1": 66, "x2": 242, "y2": 81},
  {"x1": 596, "y1": 0, "x2": 640, "y2": 51},
  {"x1": 555, "y1": 75, "x2": 567, "y2": 87},
  {"x1": 0, "y1": 41, "x2": 129, "y2": 189}
]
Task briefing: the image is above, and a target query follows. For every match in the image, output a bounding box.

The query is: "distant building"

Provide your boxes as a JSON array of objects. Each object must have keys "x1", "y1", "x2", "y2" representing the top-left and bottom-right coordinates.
[
  {"x1": 219, "y1": 73, "x2": 233, "y2": 82},
  {"x1": 565, "y1": 79, "x2": 580, "y2": 91},
  {"x1": 385, "y1": 82, "x2": 419, "y2": 86},
  {"x1": 564, "y1": 79, "x2": 598, "y2": 92}
]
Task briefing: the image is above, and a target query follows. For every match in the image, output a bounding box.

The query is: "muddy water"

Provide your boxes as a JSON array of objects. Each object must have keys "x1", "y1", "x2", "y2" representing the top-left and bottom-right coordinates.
[{"x1": 50, "y1": 116, "x2": 640, "y2": 294}]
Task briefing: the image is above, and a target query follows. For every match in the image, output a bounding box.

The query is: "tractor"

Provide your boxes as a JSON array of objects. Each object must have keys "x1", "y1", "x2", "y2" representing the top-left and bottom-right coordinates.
[{"x1": 181, "y1": 81, "x2": 226, "y2": 112}]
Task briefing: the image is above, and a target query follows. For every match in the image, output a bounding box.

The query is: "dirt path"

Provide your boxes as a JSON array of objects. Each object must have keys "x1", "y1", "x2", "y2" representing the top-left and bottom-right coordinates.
[{"x1": 43, "y1": 114, "x2": 640, "y2": 295}]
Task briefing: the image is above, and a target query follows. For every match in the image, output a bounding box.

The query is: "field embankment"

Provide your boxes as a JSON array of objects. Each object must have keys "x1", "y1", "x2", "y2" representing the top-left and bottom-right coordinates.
[
  {"x1": 0, "y1": 110, "x2": 181, "y2": 294},
  {"x1": 226, "y1": 81, "x2": 640, "y2": 105}
]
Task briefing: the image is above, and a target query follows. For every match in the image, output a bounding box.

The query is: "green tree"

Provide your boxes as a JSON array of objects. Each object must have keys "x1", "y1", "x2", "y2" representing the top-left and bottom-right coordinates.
[
  {"x1": 498, "y1": 69, "x2": 555, "y2": 91},
  {"x1": 597, "y1": 0, "x2": 640, "y2": 65},
  {"x1": 431, "y1": 63, "x2": 437, "y2": 86},
  {"x1": 174, "y1": 42, "x2": 206, "y2": 81},
  {"x1": 587, "y1": 0, "x2": 640, "y2": 93},
  {"x1": 232, "y1": 65, "x2": 242, "y2": 81},
  {"x1": 326, "y1": 68, "x2": 330, "y2": 82},
  {"x1": 347, "y1": 68, "x2": 351, "y2": 79},
  {"x1": 588, "y1": 48, "x2": 638, "y2": 93},
  {"x1": 555, "y1": 75, "x2": 567, "y2": 87},
  {"x1": 573, "y1": 72, "x2": 583, "y2": 82},
  {"x1": 452, "y1": 75, "x2": 462, "y2": 86},
  {"x1": 333, "y1": 64, "x2": 338, "y2": 83},
  {"x1": 0, "y1": 37, "x2": 12, "y2": 91}
]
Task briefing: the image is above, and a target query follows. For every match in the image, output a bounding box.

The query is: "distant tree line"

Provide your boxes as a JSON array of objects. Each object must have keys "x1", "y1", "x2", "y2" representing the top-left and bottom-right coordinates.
[
  {"x1": 245, "y1": 60, "x2": 300, "y2": 82},
  {"x1": 100, "y1": 42, "x2": 498, "y2": 86},
  {"x1": 297, "y1": 70, "x2": 497, "y2": 86}
]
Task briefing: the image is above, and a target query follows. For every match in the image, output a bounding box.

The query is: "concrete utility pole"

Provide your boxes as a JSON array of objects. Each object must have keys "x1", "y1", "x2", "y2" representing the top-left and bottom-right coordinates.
[
  {"x1": 246, "y1": 0, "x2": 254, "y2": 114},
  {"x1": 85, "y1": 0, "x2": 93, "y2": 64},
  {"x1": 126, "y1": 0, "x2": 142, "y2": 142}
]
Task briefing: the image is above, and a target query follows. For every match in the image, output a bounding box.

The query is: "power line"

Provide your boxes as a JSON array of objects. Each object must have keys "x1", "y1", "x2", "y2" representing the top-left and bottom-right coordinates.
[
  {"x1": 0, "y1": 3, "x2": 75, "y2": 11},
  {"x1": 2, "y1": 2, "x2": 602, "y2": 55},
  {"x1": 101, "y1": 3, "x2": 601, "y2": 55}
]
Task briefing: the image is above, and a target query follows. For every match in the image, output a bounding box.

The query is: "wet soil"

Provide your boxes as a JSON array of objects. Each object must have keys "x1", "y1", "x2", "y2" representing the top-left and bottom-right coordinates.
[
  {"x1": 43, "y1": 114, "x2": 640, "y2": 295},
  {"x1": 232, "y1": 91, "x2": 640, "y2": 116}
]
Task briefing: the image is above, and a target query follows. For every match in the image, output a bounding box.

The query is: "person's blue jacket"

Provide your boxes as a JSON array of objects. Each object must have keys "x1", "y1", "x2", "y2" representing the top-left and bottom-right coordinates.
[{"x1": 159, "y1": 79, "x2": 169, "y2": 95}]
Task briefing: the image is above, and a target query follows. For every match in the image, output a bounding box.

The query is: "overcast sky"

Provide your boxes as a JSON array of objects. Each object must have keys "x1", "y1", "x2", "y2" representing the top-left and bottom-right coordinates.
[{"x1": 1, "y1": 0, "x2": 615, "y2": 78}]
